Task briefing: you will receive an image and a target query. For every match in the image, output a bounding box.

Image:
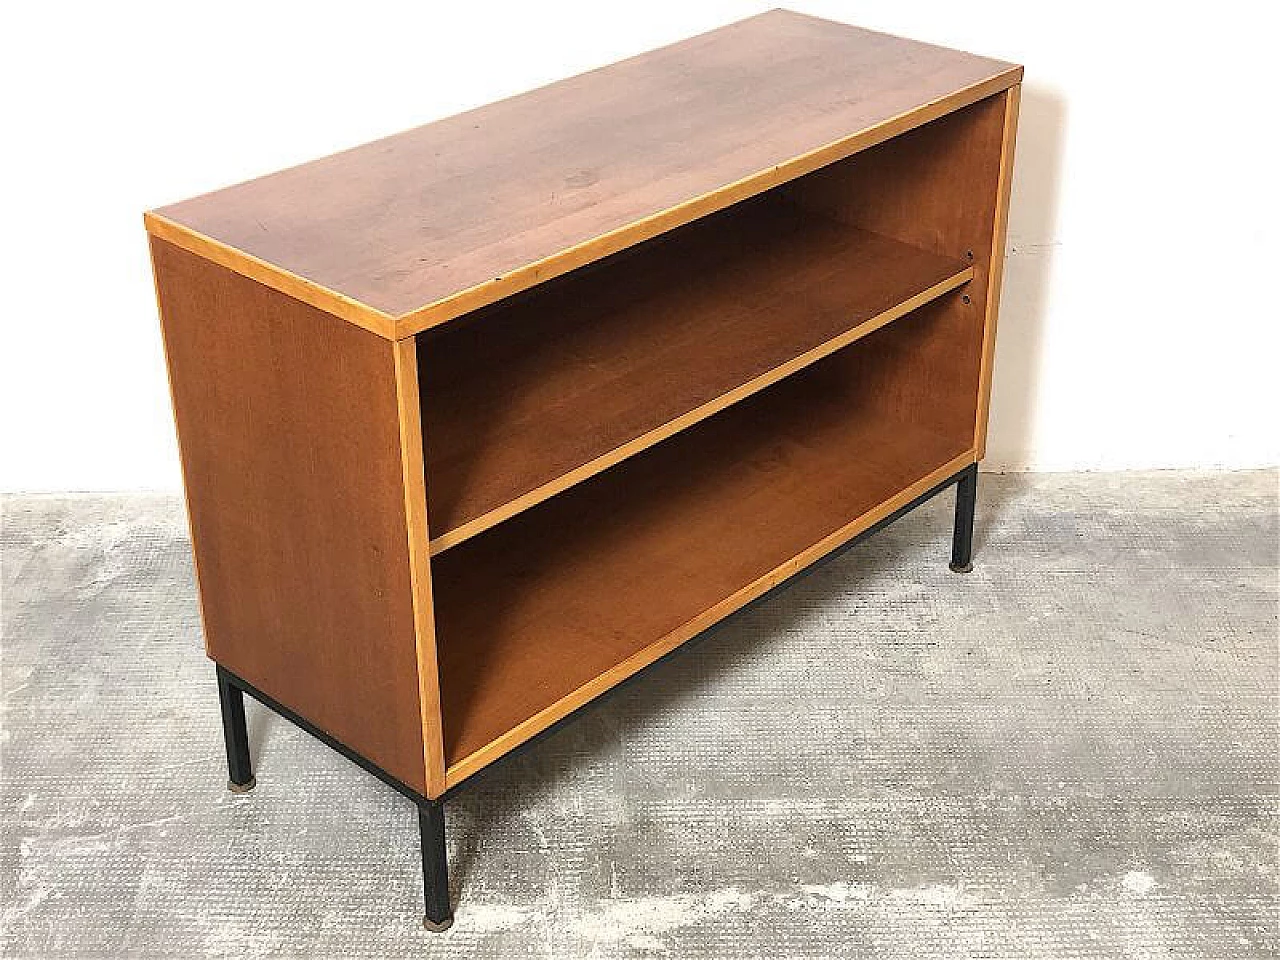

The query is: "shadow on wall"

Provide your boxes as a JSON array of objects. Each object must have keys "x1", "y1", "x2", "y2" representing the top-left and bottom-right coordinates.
[{"x1": 983, "y1": 82, "x2": 1067, "y2": 472}]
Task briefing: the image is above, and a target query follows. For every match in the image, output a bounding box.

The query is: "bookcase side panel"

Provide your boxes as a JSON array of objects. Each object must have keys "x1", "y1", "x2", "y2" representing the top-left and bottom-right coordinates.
[
  {"x1": 779, "y1": 92, "x2": 1014, "y2": 450},
  {"x1": 151, "y1": 237, "x2": 430, "y2": 795},
  {"x1": 392, "y1": 337, "x2": 448, "y2": 796}
]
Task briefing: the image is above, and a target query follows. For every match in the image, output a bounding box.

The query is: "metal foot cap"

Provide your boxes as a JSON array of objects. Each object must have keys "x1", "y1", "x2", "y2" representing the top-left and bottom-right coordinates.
[
  {"x1": 949, "y1": 561, "x2": 973, "y2": 574},
  {"x1": 227, "y1": 776, "x2": 256, "y2": 794},
  {"x1": 422, "y1": 915, "x2": 454, "y2": 933}
]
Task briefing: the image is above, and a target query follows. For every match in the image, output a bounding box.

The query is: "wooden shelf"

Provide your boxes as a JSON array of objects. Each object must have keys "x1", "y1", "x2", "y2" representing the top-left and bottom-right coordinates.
[
  {"x1": 431, "y1": 353, "x2": 973, "y2": 780},
  {"x1": 420, "y1": 197, "x2": 971, "y2": 552}
]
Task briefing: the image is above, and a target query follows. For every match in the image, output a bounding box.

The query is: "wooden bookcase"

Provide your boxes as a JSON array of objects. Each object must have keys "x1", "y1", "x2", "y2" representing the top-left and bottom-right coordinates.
[{"x1": 146, "y1": 11, "x2": 1021, "y2": 930}]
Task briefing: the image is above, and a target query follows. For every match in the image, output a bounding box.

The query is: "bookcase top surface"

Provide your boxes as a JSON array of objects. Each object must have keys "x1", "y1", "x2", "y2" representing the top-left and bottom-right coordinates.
[{"x1": 146, "y1": 10, "x2": 1020, "y2": 338}]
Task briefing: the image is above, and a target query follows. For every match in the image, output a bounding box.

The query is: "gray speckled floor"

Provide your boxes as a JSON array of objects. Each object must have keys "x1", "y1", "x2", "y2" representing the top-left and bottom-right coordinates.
[{"x1": 2, "y1": 472, "x2": 1277, "y2": 959}]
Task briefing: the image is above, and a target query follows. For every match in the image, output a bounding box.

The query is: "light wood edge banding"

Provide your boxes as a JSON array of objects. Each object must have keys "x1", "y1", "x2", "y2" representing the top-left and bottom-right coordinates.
[
  {"x1": 143, "y1": 212, "x2": 398, "y2": 339},
  {"x1": 441, "y1": 448, "x2": 977, "y2": 788},
  {"x1": 974, "y1": 84, "x2": 1020, "y2": 458},
  {"x1": 393, "y1": 338, "x2": 448, "y2": 797},
  {"x1": 428, "y1": 265, "x2": 975, "y2": 555}
]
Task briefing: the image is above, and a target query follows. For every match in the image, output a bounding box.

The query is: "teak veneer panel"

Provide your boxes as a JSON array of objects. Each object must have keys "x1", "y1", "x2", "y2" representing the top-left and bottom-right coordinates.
[
  {"x1": 782, "y1": 90, "x2": 1016, "y2": 450},
  {"x1": 151, "y1": 238, "x2": 432, "y2": 794},
  {"x1": 419, "y1": 197, "x2": 971, "y2": 551},
  {"x1": 145, "y1": 10, "x2": 1020, "y2": 336},
  {"x1": 431, "y1": 352, "x2": 973, "y2": 780}
]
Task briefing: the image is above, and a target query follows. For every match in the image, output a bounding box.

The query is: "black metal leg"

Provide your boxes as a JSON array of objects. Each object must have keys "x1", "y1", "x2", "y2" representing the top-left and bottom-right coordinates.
[
  {"x1": 216, "y1": 666, "x2": 255, "y2": 792},
  {"x1": 419, "y1": 800, "x2": 453, "y2": 932},
  {"x1": 950, "y1": 463, "x2": 978, "y2": 573}
]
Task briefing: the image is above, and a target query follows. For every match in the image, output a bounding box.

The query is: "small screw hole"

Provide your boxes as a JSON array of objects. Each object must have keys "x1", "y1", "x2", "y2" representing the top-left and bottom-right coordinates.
[
  {"x1": 966, "y1": 250, "x2": 974, "y2": 260},
  {"x1": 962, "y1": 295, "x2": 972, "y2": 304}
]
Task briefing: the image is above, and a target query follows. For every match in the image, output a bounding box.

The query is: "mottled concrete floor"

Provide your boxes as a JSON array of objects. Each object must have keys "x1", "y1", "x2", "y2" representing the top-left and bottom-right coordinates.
[{"x1": 1, "y1": 472, "x2": 1277, "y2": 959}]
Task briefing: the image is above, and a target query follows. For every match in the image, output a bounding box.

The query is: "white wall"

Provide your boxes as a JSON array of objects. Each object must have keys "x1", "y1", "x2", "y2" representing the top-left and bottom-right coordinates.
[{"x1": 2, "y1": 1, "x2": 1276, "y2": 491}]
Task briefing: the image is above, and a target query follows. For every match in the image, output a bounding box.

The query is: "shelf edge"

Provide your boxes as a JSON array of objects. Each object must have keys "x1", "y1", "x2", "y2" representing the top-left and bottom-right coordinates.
[
  {"x1": 440, "y1": 446, "x2": 977, "y2": 788},
  {"x1": 427, "y1": 265, "x2": 974, "y2": 555}
]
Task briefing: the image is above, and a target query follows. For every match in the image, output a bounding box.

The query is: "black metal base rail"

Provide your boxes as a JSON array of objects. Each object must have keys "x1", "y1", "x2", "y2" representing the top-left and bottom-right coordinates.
[{"x1": 214, "y1": 460, "x2": 979, "y2": 932}]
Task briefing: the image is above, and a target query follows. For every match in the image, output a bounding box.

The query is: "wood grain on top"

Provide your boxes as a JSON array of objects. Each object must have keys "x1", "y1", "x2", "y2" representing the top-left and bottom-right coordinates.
[{"x1": 146, "y1": 10, "x2": 1021, "y2": 337}]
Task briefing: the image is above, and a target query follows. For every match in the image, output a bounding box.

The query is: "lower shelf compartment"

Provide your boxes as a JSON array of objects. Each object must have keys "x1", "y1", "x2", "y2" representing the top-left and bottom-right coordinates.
[{"x1": 432, "y1": 345, "x2": 973, "y2": 780}]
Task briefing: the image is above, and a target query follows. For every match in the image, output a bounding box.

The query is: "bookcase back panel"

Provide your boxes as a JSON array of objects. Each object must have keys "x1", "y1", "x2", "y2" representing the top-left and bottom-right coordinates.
[{"x1": 780, "y1": 92, "x2": 1012, "y2": 448}]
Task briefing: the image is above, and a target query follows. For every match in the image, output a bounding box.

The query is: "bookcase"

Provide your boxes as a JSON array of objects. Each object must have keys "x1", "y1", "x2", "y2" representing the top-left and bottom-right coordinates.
[{"x1": 146, "y1": 10, "x2": 1021, "y2": 930}]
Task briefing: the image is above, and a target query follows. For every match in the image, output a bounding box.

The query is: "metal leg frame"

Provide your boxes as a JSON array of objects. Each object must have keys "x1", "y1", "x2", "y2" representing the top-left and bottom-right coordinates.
[
  {"x1": 217, "y1": 666, "x2": 255, "y2": 792},
  {"x1": 419, "y1": 800, "x2": 453, "y2": 931},
  {"x1": 210, "y1": 460, "x2": 978, "y2": 931},
  {"x1": 215, "y1": 666, "x2": 455, "y2": 932},
  {"x1": 950, "y1": 462, "x2": 978, "y2": 573}
]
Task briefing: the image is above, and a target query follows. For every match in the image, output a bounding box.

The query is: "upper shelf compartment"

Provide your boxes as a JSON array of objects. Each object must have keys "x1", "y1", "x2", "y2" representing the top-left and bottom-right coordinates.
[
  {"x1": 419, "y1": 195, "x2": 971, "y2": 552},
  {"x1": 144, "y1": 11, "x2": 1020, "y2": 338}
]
